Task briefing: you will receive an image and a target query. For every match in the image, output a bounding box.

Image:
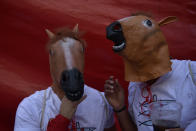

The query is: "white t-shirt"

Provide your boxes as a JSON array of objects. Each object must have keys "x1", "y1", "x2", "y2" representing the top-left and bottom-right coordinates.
[
  {"x1": 128, "y1": 59, "x2": 196, "y2": 131},
  {"x1": 14, "y1": 85, "x2": 114, "y2": 131}
]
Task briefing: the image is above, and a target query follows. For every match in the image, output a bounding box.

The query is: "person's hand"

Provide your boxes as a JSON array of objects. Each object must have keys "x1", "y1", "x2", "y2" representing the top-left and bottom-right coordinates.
[
  {"x1": 165, "y1": 128, "x2": 184, "y2": 131},
  {"x1": 60, "y1": 95, "x2": 87, "y2": 119},
  {"x1": 104, "y1": 76, "x2": 125, "y2": 111}
]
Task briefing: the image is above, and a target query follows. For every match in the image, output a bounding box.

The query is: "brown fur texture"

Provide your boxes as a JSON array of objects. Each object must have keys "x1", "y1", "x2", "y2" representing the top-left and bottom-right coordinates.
[
  {"x1": 45, "y1": 26, "x2": 86, "y2": 99},
  {"x1": 117, "y1": 14, "x2": 175, "y2": 82}
]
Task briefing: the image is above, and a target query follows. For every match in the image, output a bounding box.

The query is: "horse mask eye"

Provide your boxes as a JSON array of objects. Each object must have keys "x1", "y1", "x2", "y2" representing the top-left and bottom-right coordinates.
[
  {"x1": 60, "y1": 68, "x2": 84, "y2": 101},
  {"x1": 143, "y1": 19, "x2": 152, "y2": 27}
]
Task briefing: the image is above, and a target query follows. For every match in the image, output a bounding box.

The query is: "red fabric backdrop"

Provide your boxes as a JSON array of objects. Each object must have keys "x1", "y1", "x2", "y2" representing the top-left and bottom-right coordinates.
[{"x1": 0, "y1": 0, "x2": 196, "y2": 130}]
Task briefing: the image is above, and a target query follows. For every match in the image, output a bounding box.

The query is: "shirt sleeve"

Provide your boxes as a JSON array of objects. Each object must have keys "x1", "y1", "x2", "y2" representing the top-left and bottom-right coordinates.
[
  {"x1": 14, "y1": 99, "x2": 41, "y2": 131},
  {"x1": 47, "y1": 114, "x2": 70, "y2": 131}
]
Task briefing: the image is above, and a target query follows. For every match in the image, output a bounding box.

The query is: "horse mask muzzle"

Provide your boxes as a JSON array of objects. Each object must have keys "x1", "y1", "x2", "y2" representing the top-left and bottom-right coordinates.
[
  {"x1": 106, "y1": 21, "x2": 126, "y2": 52},
  {"x1": 60, "y1": 68, "x2": 84, "y2": 101}
]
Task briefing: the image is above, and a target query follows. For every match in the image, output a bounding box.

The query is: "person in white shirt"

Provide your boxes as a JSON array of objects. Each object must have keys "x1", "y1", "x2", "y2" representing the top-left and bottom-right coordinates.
[
  {"x1": 15, "y1": 85, "x2": 114, "y2": 131},
  {"x1": 104, "y1": 12, "x2": 196, "y2": 131},
  {"x1": 14, "y1": 25, "x2": 115, "y2": 131}
]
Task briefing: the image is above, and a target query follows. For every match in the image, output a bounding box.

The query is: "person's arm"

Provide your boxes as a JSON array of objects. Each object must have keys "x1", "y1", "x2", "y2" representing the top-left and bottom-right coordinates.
[
  {"x1": 165, "y1": 61, "x2": 196, "y2": 131},
  {"x1": 104, "y1": 76, "x2": 137, "y2": 131},
  {"x1": 47, "y1": 114, "x2": 70, "y2": 131},
  {"x1": 47, "y1": 95, "x2": 86, "y2": 131},
  {"x1": 116, "y1": 109, "x2": 137, "y2": 131}
]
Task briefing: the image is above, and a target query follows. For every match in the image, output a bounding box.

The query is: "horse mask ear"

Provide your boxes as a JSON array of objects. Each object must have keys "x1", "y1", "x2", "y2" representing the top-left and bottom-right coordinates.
[
  {"x1": 45, "y1": 29, "x2": 55, "y2": 39},
  {"x1": 158, "y1": 16, "x2": 177, "y2": 26},
  {"x1": 73, "y1": 24, "x2": 79, "y2": 33}
]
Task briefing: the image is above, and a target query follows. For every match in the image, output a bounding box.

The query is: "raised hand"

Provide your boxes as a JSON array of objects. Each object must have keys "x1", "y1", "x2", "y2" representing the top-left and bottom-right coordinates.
[
  {"x1": 60, "y1": 95, "x2": 87, "y2": 119},
  {"x1": 104, "y1": 76, "x2": 125, "y2": 111}
]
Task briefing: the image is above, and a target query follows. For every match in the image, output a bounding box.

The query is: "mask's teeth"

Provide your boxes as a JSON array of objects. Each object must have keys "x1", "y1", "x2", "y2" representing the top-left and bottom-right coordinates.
[{"x1": 112, "y1": 42, "x2": 125, "y2": 52}]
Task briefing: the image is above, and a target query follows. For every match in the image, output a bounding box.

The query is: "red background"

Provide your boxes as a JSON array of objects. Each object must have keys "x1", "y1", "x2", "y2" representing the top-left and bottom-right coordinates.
[{"x1": 0, "y1": 0, "x2": 196, "y2": 130}]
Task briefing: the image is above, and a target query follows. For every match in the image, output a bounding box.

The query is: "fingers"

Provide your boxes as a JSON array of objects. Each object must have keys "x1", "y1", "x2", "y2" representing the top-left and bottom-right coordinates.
[
  {"x1": 114, "y1": 79, "x2": 121, "y2": 91},
  {"x1": 62, "y1": 95, "x2": 87, "y2": 106},
  {"x1": 104, "y1": 76, "x2": 115, "y2": 95},
  {"x1": 105, "y1": 78, "x2": 115, "y2": 86},
  {"x1": 104, "y1": 76, "x2": 122, "y2": 96},
  {"x1": 61, "y1": 96, "x2": 69, "y2": 102},
  {"x1": 105, "y1": 77, "x2": 121, "y2": 92},
  {"x1": 104, "y1": 84, "x2": 114, "y2": 94}
]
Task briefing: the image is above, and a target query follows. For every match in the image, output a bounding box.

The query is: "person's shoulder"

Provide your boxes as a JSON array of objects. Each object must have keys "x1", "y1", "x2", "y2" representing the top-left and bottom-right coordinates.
[
  {"x1": 171, "y1": 59, "x2": 191, "y2": 66},
  {"x1": 84, "y1": 84, "x2": 100, "y2": 94},
  {"x1": 83, "y1": 84, "x2": 106, "y2": 104},
  {"x1": 15, "y1": 87, "x2": 50, "y2": 121},
  {"x1": 18, "y1": 87, "x2": 50, "y2": 110},
  {"x1": 171, "y1": 59, "x2": 192, "y2": 72},
  {"x1": 84, "y1": 84, "x2": 106, "y2": 97}
]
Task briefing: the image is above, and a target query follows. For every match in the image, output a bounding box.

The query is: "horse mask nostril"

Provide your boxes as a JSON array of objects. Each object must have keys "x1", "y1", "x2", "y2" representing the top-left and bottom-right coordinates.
[
  {"x1": 112, "y1": 23, "x2": 122, "y2": 32},
  {"x1": 74, "y1": 71, "x2": 79, "y2": 79},
  {"x1": 61, "y1": 72, "x2": 69, "y2": 82},
  {"x1": 60, "y1": 68, "x2": 84, "y2": 101},
  {"x1": 106, "y1": 21, "x2": 126, "y2": 52},
  {"x1": 106, "y1": 21, "x2": 125, "y2": 42}
]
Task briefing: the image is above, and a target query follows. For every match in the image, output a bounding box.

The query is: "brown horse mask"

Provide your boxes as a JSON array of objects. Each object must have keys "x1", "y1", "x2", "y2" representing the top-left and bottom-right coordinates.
[
  {"x1": 106, "y1": 14, "x2": 177, "y2": 82},
  {"x1": 46, "y1": 24, "x2": 85, "y2": 101}
]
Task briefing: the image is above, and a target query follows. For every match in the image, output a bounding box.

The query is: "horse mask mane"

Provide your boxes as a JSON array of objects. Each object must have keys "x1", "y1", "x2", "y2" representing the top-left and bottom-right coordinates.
[
  {"x1": 46, "y1": 25, "x2": 86, "y2": 51},
  {"x1": 106, "y1": 13, "x2": 177, "y2": 82}
]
